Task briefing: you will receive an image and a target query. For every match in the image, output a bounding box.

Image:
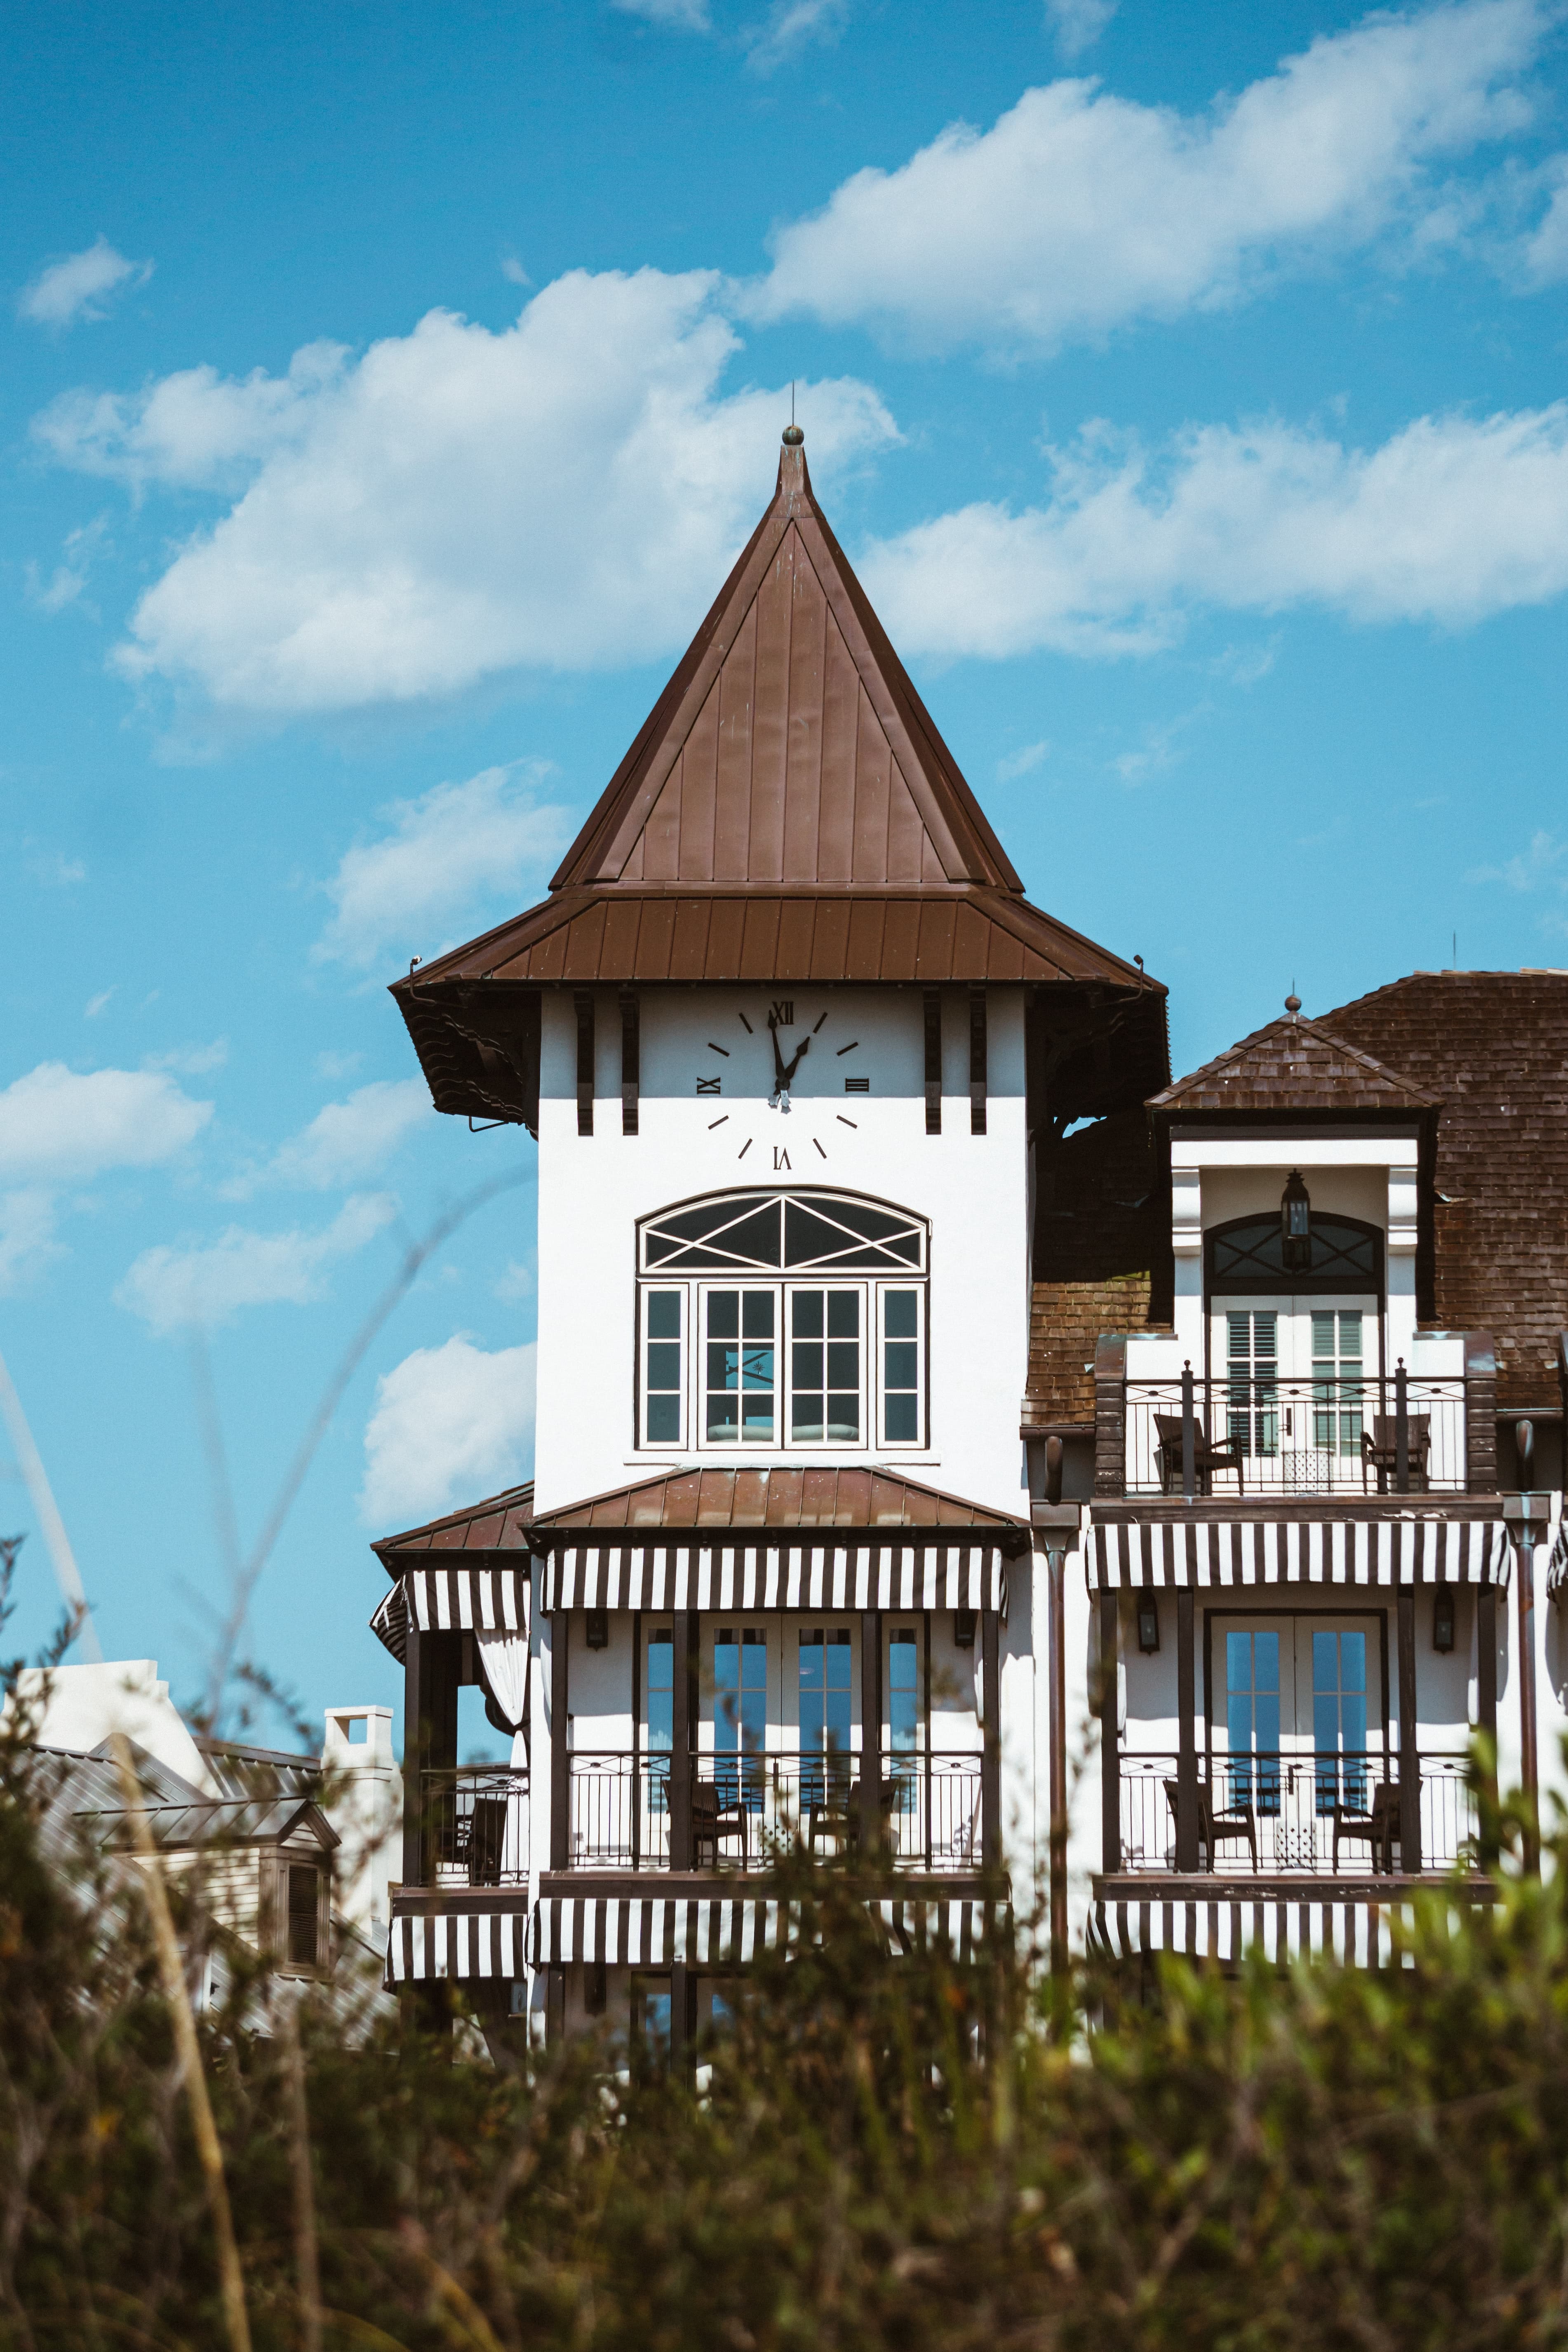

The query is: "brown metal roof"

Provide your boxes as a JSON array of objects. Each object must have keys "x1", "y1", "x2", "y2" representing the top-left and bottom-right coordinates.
[
  {"x1": 552, "y1": 434, "x2": 1021, "y2": 894},
  {"x1": 1149, "y1": 1012, "x2": 1436, "y2": 1116},
  {"x1": 410, "y1": 884, "x2": 1148, "y2": 988},
  {"x1": 531, "y1": 1465, "x2": 1028, "y2": 1541},
  {"x1": 373, "y1": 1481, "x2": 534, "y2": 1572}
]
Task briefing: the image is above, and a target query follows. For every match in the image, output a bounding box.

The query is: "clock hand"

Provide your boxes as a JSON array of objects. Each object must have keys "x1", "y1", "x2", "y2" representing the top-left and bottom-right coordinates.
[
  {"x1": 781, "y1": 1035, "x2": 810, "y2": 1086},
  {"x1": 768, "y1": 1016, "x2": 788, "y2": 1089}
]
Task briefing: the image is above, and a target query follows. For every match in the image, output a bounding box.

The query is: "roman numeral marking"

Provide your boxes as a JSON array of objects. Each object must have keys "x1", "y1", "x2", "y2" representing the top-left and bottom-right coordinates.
[
  {"x1": 769, "y1": 1000, "x2": 794, "y2": 1025},
  {"x1": 773, "y1": 1146, "x2": 791, "y2": 1170},
  {"x1": 696, "y1": 1077, "x2": 721, "y2": 1095}
]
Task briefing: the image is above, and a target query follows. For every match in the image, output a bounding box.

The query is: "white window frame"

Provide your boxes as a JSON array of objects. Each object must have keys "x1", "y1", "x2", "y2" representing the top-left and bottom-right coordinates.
[
  {"x1": 639, "y1": 1283, "x2": 687, "y2": 1449},
  {"x1": 877, "y1": 1281, "x2": 926, "y2": 1450}
]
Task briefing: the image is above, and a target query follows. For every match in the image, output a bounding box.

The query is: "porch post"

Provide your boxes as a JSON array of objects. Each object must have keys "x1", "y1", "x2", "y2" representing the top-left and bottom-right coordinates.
[
  {"x1": 1048, "y1": 1543, "x2": 1068, "y2": 1969},
  {"x1": 860, "y1": 1609, "x2": 883, "y2": 1855},
  {"x1": 402, "y1": 1614, "x2": 427, "y2": 1889},
  {"x1": 1477, "y1": 1583, "x2": 1498, "y2": 1862},
  {"x1": 1508, "y1": 1496, "x2": 1545, "y2": 1876},
  {"x1": 550, "y1": 1613, "x2": 570, "y2": 1872},
  {"x1": 669, "y1": 1609, "x2": 694, "y2": 1870},
  {"x1": 1396, "y1": 1590, "x2": 1421, "y2": 1873},
  {"x1": 1175, "y1": 1590, "x2": 1199, "y2": 1872},
  {"x1": 980, "y1": 1607, "x2": 1001, "y2": 1870},
  {"x1": 1099, "y1": 1590, "x2": 1121, "y2": 1873}
]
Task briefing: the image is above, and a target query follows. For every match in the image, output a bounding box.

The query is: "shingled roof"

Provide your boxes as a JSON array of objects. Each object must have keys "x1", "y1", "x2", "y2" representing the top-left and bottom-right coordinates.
[
  {"x1": 1149, "y1": 1011, "x2": 1437, "y2": 1116},
  {"x1": 389, "y1": 432, "x2": 1163, "y2": 1125}
]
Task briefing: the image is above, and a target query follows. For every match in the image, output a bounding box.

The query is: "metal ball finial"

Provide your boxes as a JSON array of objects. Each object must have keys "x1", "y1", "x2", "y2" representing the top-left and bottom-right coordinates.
[
  {"x1": 782, "y1": 424, "x2": 804, "y2": 446},
  {"x1": 1284, "y1": 992, "x2": 1302, "y2": 1019}
]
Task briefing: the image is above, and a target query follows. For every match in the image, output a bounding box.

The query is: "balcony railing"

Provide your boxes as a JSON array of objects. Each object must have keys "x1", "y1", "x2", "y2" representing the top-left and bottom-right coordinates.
[
  {"x1": 1116, "y1": 1750, "x2": 1477, "y2": 1877},
  {"x1": 562, "y1": 1749, "x2": 984, "y2": 1875},
  {"x1": 425, "y1": 1767, "x2": 529, "y2": 1887},
  {"x1": 1121, "y1": 1369, "x2": 1468, "y2": 1498}
]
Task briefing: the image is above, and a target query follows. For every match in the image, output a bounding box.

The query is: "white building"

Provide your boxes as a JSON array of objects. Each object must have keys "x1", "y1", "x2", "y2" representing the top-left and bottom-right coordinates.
[{"x1": 368, "y1": 429, "x2": 1567, "y2": 2044}]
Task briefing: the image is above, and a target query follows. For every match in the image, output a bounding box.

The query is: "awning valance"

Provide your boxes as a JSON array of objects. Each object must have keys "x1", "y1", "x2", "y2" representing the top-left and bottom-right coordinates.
[
  {"x1": 369, "y1": 1565, "x2": 530, "y2": 1661},
  {"x1": 1090, "y1": 1517, "x2": 1511, "y2": 1593},
  {"x1": 536, "y1": 1540, "x2": 1006, "y2": 1614},
  {"x1": 386, "y1": 1908, "x2": 528, "y2": 1985},
  {"x1": 1088, "y1": 1889, "x2": 1488, "y2": 1971}
]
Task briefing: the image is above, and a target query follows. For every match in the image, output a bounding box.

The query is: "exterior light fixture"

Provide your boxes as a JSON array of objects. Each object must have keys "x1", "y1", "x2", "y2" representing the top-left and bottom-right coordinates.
[
  {"x1": 954, "y1": 1609, "x2": 976, "y2": 1649},
  {"x1": 1432, "y1": 1588, "x2": 1456, "y2": 1653},
  {"x1": 1136, "y1": 1594, "x2": 1161, "y2": 1653},
  {"x1": 585, "y1": 1608, "x2": 610, "y2": 1650},
  {"x1": 1281, "y1": 1169, "x2": 1312, "y2": 1272}
]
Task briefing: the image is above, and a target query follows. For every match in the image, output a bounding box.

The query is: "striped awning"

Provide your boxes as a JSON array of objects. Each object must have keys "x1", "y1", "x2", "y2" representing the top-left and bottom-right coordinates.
[
  {"x1": 1547, "y1": 1522, "x2": 1568, "y2": 1600},
  {"x1": 536, "y1": 1540, "x2": 1006, "y2": 1614},
  {"x1": 1089, "y1": 1517, "x2": 1511, "y2": 1592},
  {"x1": 532, "y1": 1891, "x2": 994, "y2": 1968},
  {"x1": 369, "y1": 1565, "x2": 530, "y2": 1661},
  {"x1": 1088, "y1": 1887, "x2": 1490, "y2": 1971},
  {"x1": 385, "y1": 1907, "x2": 528, "y2": 1984}
]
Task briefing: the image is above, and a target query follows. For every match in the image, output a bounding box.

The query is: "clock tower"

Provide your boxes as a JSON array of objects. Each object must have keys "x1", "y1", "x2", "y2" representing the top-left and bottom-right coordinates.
[{"x1": 374, "y1": 427, "x2": 1166, "y2": 2044}]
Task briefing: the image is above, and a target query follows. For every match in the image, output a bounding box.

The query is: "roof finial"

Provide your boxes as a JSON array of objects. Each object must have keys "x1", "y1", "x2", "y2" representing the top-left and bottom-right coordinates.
[
  {"x1": 1285, "y1": 986, "x2": 1301, "y2": 1021},
  {"x1": 783, "y1": 379, "x2": 804, "y2": 447}
]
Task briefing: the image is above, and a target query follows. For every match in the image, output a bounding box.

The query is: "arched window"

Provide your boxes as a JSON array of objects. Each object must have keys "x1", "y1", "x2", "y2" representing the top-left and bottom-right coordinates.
[
  {"x1": 1204, "y1": 1213, "x2": 1383, "y2": 1299},
  {"x1": 636, "y1": 1189, "x2": 929, "y2": 1453}
]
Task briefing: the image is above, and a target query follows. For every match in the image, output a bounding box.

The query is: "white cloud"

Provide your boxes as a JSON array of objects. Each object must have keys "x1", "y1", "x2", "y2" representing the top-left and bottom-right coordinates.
[
  {"x1": 1521, "y1": 155, "x2": 1568, "y2": 280},
  {"x1": 26, "y1": 514, "x2": 110, "y2": 616},
  {"x1": 1468, "y1": 828, "x2": 1568, "y2": 889},
  {"x1": 997, "y1": 739, "x2": 1050, "y2": 780},
  {"x1": 1045, "y1": 0, "x2": 1116, "y2": 60},
  {"x1": 84, "y1": 989, "x2": 114, "y2": 1019},
  {"x1": 314, "y1": 1049, "x2": 363, "y2": 1081},
  {"x1": 115, "y1": 1194, "x2": 394, "y2": 1335},
  {"x1": 494, "y1": 1261, "x2": 535, "y2": 1304},
  {"x1": 18, "y1": 237, "x2": 151, "y2": 328},
  {"x1": 749, "y1": 0, "x2": 1546, "y2": 349},
  {"x1": 35, "y1": 270, "x2": 896, "y2": 715},
  {"x1": 0, "y1": 1063, "x2": 211, "y2": 1182},
  {"x1": 745, "y1": 0, "x2": 848, "y2": 72},
  {"x1": 359, "y1": 1335, "x2": 536, "y2": 1527},
  {"x1": 144, "y1": 1040, "x2": 228, "y2": 1076},
  {"x1": 614, "y1": 0, "x2": 710, "y2": 24},
  {"x1": 268, "y1": 1080, "x2": 433, "y2": 1189},
  {"x1": 0, "y1": 1193, "x2": 61, "y2": 1296},
  {"x1": 859, "y1": 403, "x2": 1568, "y2": 658},
  {"x1": 315, "y1": 763, "x2": 572, "y2": 970}
]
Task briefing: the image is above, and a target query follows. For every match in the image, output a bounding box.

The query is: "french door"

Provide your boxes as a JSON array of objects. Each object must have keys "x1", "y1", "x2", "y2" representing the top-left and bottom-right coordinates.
[{"x1": 1210, "y1": 1613, "x2": 1387, "y2": 1867}]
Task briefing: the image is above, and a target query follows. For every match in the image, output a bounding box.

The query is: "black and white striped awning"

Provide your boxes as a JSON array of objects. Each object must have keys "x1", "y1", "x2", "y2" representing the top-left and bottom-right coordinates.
[
  {"x1": 1088, "y1": 1888, "x2": 1489, "y2": 1971},
  {"x1": 1089, "y1": 1517, "x2": 1511, "y2": 1592},
  {"x1": 1547, "y1": 1522, "x2": 1568, "y2": 1600},
  {"x1": 369, "y1": 1565, "x2": 530, "y2": 1661},
  {"x1": 385, "y1": 1907, "x2": 528, "y2": 1984},
  {"x1": 531, "y1": 1892, "x2": 994, "y2": 1968},
  {"x1": 536, "y1": 1541, "x2": 1006, "y2": 1614}
]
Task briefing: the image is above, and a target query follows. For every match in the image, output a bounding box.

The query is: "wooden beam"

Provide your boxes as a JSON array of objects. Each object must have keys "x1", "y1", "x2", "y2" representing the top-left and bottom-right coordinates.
[
  {"x1": 981, "y1": 1607, "x2": 1001, "y2": 1869},
  {"x1": 923, "y1": 988, "x2": 942, "y2": 1135},
  {"x1": 619, "y1": 988, "x2": 639, "y2": 1136},
  {"x1": 574, "y1": 989, "x2": 595, "y2": 1136},
  {"x1": 1175, "y1": 1590, "x2": 1199, "y2": 1872},
  {"x1": 550, "y1": 1614, "x2": 570, "y2": 1872},
  {"x1": 1099, "y1": 1591, "x2": 1121, "y2": 1873},
  {"x1": 969, "y1": 985, "x2": 987, "y2": 1136},
  {"x1": 1397, "y1": 1590, "x2": 1420, "y2": 1873}
]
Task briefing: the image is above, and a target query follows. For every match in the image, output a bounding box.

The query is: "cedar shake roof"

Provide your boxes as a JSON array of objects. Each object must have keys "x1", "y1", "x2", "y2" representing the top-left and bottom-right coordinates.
[
  {"x1": 1023, "y1": 1275, "x2": 1153, "y2": 1431},
  {"x1": 1149, "y1": 1012, "x2": 1437, "y2": 1116},
  {"x1": 373, "y1": 1482, "x2": 535, "y2": 1572},
  {"x1": 389, "y1": 433, "x2": 1164, "y2": 1124},
  {"x1": 1322, "y1": 971, "x2": 1568, "y2": 1412}
]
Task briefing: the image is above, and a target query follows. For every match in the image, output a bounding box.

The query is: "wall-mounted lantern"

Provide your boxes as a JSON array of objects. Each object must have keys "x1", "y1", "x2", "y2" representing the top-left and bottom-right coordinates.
[
  {"x1": 1432, "y1": 1588, "x2": 1456, "y2": 1653},
  {"x1": 1136, "y1": 1594, "x2": 1161, "y2": 1653},
  {"x1": 954, "y1": 1610, "x2": 976, "y2": 1649},
  {"x1": 585, "y1": 1608, "x2": 609, "y2": 1650},
  {"x1": 1281, "y1": 1169, "x2": 1312, "y2": 1272}
]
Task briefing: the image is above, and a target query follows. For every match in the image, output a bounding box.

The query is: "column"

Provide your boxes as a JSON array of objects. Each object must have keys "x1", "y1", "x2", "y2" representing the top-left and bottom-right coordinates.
[
  {"x1": 860, "y1": 1609, "x2": 883, "y2": 1855},
  {"x1": 980, "y1": 1608, "x2": 1001, "y2": 1870},
  {"x1": 1397, "y1": 1590, "x2": 1421, "y2": 1874},
  {"x1": 1477, "y1": 1583, "x2": 1498, "y2": 1865},
  {"x1": 1175, "y1": 1590, "x2": 1199, "y2": 1872},
  {"x1": 550, "y1": 1613, "x2": 570, "y2": 1872},
  {"x1": 669, "y1": 1609, "x2": 694, "y2": 1870},
  {"x1": 1099, "y1": 1591, "x2": 1121, "y2": 1873}
]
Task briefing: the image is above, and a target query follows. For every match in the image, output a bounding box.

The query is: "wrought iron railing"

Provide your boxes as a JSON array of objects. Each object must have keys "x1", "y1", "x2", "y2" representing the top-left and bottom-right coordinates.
[
  {"x1": 557, "y1": 1749, "x2": 984, "y2": 1873},
  {"x1": 1116, "y1": 1750, "x2": 1477, "y2": 1877},
  {"x1": 424, "y1": 1767, "x2": 530, "y2": 1887},
  {"x1": 1121, "y1": 1369, "x2": 1468, "y2": 1497}
]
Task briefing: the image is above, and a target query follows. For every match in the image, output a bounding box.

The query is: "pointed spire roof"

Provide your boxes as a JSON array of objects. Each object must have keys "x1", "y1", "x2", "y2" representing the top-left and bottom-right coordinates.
[
  {"x1": 1149, "y1": 1009, "x2": 1438, "y2": 1116},
  {"x1": 553, "y1": 432, "x2": 1023, "y2": 895}
]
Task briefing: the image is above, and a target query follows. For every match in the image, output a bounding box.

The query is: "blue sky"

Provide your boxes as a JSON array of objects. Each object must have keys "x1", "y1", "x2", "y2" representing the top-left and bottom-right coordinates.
[{"x1": 4, "y1": 0, "x2": 1567, "y2": 1742}]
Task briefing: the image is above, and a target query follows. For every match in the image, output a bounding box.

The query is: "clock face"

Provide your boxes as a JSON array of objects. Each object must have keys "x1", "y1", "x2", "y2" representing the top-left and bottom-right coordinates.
[{"x1": 694, "y1": 998, "x2": 865, "y2": 1169}]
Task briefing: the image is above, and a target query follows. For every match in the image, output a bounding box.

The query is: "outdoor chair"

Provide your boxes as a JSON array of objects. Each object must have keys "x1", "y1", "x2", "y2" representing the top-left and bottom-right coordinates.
[
  {"x1": 1154, "y1": 1413, "x2": 1245, "y2": 1498},
  {"x1": 1164, "y1": 1776, "x2": 1258, "y2": 1871},
  {"x1": 1361, "y1": 1415, "x2": 1431, "y2": 1493},
  {"x1": 466, "y1": 1794, "x2": 508, "y2": 1886},
  {"x1": 1332, "y1": 1777, "x2": 1402, "y2": 1872},
  {"x1": 692, "y1": 1780, "x2": 748, "y2": 1868}
]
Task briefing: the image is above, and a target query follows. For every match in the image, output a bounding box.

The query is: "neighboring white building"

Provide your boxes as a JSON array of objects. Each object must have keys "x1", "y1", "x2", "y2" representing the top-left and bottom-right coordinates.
[{"x1": 367, "y1": 430, "x2": 1566, "y2": 2047}]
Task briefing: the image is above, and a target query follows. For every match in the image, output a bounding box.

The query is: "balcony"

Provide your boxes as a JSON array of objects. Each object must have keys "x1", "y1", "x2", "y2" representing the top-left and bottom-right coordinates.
[
  {"x1": 1115, "y1": 1750, "x2": 1478, "y2": 1879},
  {"x1": 560, "y1": 1749, "x2": 984, "y2": 1875},
  {"x1": 1111, "y1": 1370, "x2": 1470, "y2": 1500}
]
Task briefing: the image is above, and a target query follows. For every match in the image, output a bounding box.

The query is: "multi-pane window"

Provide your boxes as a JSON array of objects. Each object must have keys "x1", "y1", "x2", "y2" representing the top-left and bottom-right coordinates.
[
  {"x1": 888, "y1": 1625, "x2": 920, "y2": 1757},
  {"x1": 714, "y1": 1625, "x2": 766, "y2": 1808},
  {"x1": 637, "y1": 1190, "x2": 928, "y2": 1454},
  {"x1": 1311, "y1": 1310, "x2": 1364, "y2": 1458},
  {"x1": 1226, "y1": 1311, "x2": 1279, "y2": 1459},
  {"x1": 646, "y1": 1626, "x2": 674, "y2": 1816},
  {"x1": 790, "y1": 1289, "x2": 860, "y2": 1442},
  {"x1": 1310, "y1": 1627, "x2": 1368, "y2": 1811}
]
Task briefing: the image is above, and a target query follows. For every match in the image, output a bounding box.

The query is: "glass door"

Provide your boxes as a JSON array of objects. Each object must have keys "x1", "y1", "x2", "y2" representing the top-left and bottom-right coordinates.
[
  {"x1": 1211, "y1": 1298, "x2": 1376, "y2": 1492},
  {"x1": 1211, "y1": 1613, "x2": 1385, "y2": 1870},
  {"x1": 712, "y1": 1625, "x2": 766, "y2": 1816},
  {"x1": 798, "y1": 1624, "x2": 855, "y2": 1837}
]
